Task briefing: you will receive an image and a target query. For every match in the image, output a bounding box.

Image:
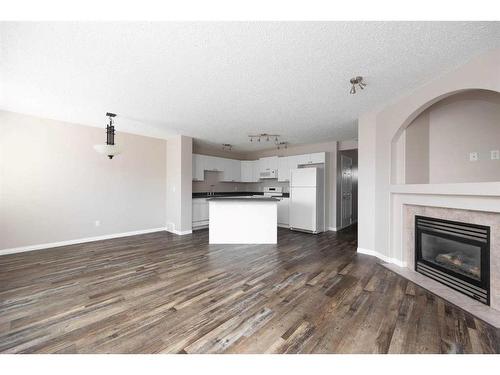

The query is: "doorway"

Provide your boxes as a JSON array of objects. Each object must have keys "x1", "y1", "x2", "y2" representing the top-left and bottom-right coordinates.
[
  {"x1": 336, "y1": 148, "x2": 358, "y2": 231},
  {"x1": 340, "y1": 154, "x2": 353, "y2": 228}
]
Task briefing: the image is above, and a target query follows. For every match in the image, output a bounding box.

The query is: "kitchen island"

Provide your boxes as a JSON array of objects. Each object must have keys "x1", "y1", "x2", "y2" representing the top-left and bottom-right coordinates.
[{"x1": 207, "y1": 197, "x2": 278, "y2": 244}]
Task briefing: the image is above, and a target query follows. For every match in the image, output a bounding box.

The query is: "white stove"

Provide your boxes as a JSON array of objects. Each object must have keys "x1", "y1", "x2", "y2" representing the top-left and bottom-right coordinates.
[{"x1": 263, "y1": 186, "x2": 283, "y2": 198}]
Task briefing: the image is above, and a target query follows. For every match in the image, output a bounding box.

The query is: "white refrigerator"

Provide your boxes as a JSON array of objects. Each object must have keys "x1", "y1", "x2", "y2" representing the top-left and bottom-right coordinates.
[{"x1": 289, "y1": 167, "x2": 325, "y2": 234}]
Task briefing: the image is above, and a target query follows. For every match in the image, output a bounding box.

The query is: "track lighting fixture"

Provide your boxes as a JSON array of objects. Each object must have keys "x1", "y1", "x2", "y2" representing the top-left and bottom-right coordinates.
[
  {"x1": 248, "y1": 133, "x2": 281, "y2": 144},
  {"x1": 248, "y1": 133, "x2": 288, "y2": 150},
  {"x1": 222, "y1": 143, "x2": 232, "y2": 151},
  {"x1": 349, "y1": 76, "x2": 367, "y2": 95}
]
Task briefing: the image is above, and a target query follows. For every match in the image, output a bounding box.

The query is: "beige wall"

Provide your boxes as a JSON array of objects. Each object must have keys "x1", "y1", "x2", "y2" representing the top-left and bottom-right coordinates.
[
  {"x1": 405, "y1": 112, "x2": 430, "y2": 184},
  {"x1": 0, "y1": 111, "x2": 167, "y2": 251},
  {"x1": 358, "y1": 112, "x2": 376, "y2": 252},
  {"x1": 358, "y1": 48, "x2": 500, "y2": 260},
  {"x1": 429, "y1": 91, "x2": 500, "y2": 183},
  {"x1": 405, "y1": 90, "x2": 500, "y2": 184},
  {"x1": 166, "y1": 135, "x2": 192, "y2": 233}
]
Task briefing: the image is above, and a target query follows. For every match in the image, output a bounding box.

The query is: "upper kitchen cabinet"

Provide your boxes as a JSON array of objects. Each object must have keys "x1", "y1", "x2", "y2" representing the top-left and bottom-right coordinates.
[
  {"x1": 287, "y1": 154, "x2": 301, "y2": 170},
  {"x1": 252, "y1": 160, "x2": 261, "y2": 182},
  {"x1": 240, "y1": 161, "x2": 254, "y2": 182},
  {"x1": 307, "y1": 152, "x2": 326, "y2": 164},
  {"x1": 201, "y1": 155, "x2": 219, "y2": 172},
  {"x1": 219, "y1": 158, "x2": 232, "y2": 181},
  {"x1": 222, "y1": 158, "x2": 241, "y2": 182},
  {"x1": 278, "y1": 156, "x2": 290, "y2": 182},
  {"x1": 193, "y1": 152, "x2": 325, "y2": 182},
  {"x1": 294, "y1": 152, "x2": 326, "y2": 166},
  {"x1": 258, "y1": 156, "x2": 279, "y2": 172},
  {"x1": 192, "y1": 154, "x2": 206, "y2": 181}
]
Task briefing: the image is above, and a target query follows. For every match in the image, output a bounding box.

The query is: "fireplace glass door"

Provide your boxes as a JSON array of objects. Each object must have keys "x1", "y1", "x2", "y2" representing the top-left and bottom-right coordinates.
[{"x1": 420, "y1": 232, "x2": 481, "y2": 281}]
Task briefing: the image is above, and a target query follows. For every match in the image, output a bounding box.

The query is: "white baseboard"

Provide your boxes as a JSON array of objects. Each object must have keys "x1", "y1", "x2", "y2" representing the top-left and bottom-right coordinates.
[
  {"x1": 278, "y1": 224, "x2": 289, "y2": 228},
  {"x1": 166, "y1": 229, "x2": 192, "y2": 235},
  {"x1": 0, "y1": 227, "x2": 166, "y2": 256},
  {"x1": 333, "y1": 221, "x2": 358, "y2": 232},
  {"x1": 357, "y1": 247, "x2": 407, "y2": 267},
  {"x1": 192, "y1": 225, "x2": 208, "y2": 231}
]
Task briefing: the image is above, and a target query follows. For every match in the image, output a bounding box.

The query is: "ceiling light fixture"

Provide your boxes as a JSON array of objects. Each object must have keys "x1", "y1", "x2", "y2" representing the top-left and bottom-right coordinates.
[
  {"x1": 349, "y1": 76, "x2": 367, "y2": 95},
  {"x1": 222, "y1": 143, "x2": 232, "y2": 151},
  {"x1": 248, "y1": 133, "x2": 281, "y2": 144},
  {"x1": 276, "y1": 141, "x2": 288, "y2": 150},
  {"x1": 93, "y1": 112, "x2": 121, "y2": 159}
]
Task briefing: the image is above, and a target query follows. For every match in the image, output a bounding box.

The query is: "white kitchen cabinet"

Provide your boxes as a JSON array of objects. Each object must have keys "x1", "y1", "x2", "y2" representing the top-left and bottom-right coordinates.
[
  {"x1": 287, "y1": 154, "x2": 301, "y2": 170},
  {"x1": 192, "y1": 198, "x2": 209, "y2": 228},
  {"x1": 192, "y1": 154, "x2": 205, "y2": 181},
  {"x1": 240, "y1": 161, "x2": 254, "y2": 182},
  {"x1": 294, "y1": 154, "x2": 310, "y2": 166},
  {"x1": 220, "y1": 158, "x2": 232, "y2": 181},
  {"x1": 252, "y1": 160, "x2": 261, "y2": 182},
  {"x1": 221, "y1": 158, "x2": 241, "y2": 182},
  {"x1": 278, "y1": 156, "x2": 290, "y2": 182},
  {"x1": 277, "y1": 197, "x2": 289, "y2": 226},
  {"x1": 308, "y1": 152, "x2": 326, "y2": 164},
  {"x1": 231, "y1": 159, "x2": 241, "y2": 181},
  {"x1": 290, "y1": 152, "x2": 326, "y2": 167},
  {"x1": 259, "y1": 156, "x2": 278, "y2": 171},
  {"x1": 203, "y1": 155, "x2": 221, "y2": 172},
  {"x1": 193, "y1": 152, "x2": 324, "y2": 184}
]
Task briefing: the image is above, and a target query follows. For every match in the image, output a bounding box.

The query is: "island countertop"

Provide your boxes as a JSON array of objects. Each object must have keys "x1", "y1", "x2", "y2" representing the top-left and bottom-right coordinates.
[{"x1": 207, "y1": 197, "x2": 279, "y2": 202}]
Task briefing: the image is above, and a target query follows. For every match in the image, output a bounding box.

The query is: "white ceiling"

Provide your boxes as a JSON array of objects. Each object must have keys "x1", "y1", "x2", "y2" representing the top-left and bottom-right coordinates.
[{"x1": 1, "y1": 22, "x2": 499, "y2": 151}]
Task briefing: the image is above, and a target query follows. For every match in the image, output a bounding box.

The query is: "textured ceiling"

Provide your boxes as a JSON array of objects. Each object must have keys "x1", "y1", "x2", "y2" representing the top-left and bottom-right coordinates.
[{"x1": 1, "y1": 22, "x2": 499, "y2": 151}]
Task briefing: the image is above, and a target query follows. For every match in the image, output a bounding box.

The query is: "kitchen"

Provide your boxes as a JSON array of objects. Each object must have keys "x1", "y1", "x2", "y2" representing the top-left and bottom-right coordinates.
[{"x1": 192, "y1": 150, "x2": 326, "y2": 244}]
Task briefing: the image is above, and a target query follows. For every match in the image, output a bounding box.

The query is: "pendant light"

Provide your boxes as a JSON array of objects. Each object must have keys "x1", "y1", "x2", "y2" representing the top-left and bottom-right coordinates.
[{"x1": 93, "y1": 112, "x2": 121, "y2": 159}]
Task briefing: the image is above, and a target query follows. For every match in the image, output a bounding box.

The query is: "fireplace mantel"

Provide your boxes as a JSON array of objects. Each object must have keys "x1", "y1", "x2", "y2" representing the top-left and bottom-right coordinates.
[{"x1": 390, "y1": 182, "x2": 500, "y2": 197}]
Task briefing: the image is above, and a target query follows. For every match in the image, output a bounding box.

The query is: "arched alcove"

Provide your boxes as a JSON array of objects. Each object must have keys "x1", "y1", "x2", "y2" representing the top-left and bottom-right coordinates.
[{"x1": 391, "y1": 89, "x2": 500, "y2": 184}]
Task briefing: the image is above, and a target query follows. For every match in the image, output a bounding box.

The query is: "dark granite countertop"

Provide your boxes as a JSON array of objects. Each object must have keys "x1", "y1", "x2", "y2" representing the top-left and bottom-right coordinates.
[
  {"x1": 206, "y1": 196, "x2": 279, "y2": 202},
  {"x1": 193, "y1": 191, "x2": 289, "y2": 198}
]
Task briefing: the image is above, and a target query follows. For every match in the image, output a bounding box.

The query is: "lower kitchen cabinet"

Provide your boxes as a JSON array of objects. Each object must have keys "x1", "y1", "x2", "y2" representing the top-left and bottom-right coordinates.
[
  {"x1": 192, "y1": 198, "x2": 209, "y2": 228},
  {"x1": 277, "y1": 197, "x2": 289, "y2": 227}
]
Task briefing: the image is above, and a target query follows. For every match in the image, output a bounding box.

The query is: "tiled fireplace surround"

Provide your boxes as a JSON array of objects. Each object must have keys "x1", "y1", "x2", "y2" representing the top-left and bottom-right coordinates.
[{"x1": 382, "y1": 186, "x2": 500, "y2": 327}]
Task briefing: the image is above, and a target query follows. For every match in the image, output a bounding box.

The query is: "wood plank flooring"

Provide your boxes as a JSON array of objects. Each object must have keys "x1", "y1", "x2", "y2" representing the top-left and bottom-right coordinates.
[{"x1": 0, "y1": 227, "x2": 498, "y2": 353}]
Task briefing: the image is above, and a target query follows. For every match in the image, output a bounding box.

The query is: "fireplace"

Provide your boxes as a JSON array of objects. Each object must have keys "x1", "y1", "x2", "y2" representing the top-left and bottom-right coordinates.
[{"x1": 415, "y1": 216, "x2": 490, "y2": 305}]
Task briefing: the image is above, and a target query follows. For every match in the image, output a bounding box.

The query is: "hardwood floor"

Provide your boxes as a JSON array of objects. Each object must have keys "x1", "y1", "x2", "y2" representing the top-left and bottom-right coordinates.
[{"x1": 0, "y1": 227, "x2": 498, "y2": 354}]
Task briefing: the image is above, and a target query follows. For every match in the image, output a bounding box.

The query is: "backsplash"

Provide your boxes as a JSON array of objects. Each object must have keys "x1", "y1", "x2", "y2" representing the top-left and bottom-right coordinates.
[{"x1": 192, "y1": 171, "x2": 289, "y2": 193}]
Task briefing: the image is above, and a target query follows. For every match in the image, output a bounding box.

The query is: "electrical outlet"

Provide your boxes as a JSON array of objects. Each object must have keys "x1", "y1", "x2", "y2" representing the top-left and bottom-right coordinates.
[
  {"x1": 469, "y1": 152, "x2": 478, "y2": 162},
  {"x1": 95, "y1": 220, "x2": 100, "y2": 227},
  {"x1": 491, "y1": 150, "x2": 499, "y2": 160}
]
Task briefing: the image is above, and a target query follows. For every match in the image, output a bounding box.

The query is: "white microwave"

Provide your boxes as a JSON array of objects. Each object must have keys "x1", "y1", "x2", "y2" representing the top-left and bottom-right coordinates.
[{"x1": 259, "y1": 169, "x2": 277, "y2": 179}]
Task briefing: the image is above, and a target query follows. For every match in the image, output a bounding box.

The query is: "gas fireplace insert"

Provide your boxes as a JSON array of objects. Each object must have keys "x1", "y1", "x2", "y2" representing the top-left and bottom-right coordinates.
[{"x1": 415, "y1": 215, "x2": 490, "y2": 305}]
